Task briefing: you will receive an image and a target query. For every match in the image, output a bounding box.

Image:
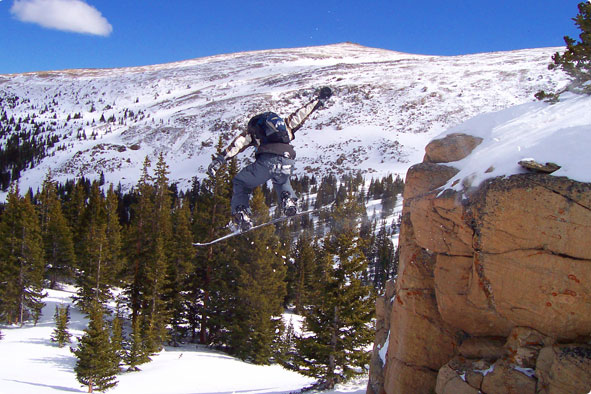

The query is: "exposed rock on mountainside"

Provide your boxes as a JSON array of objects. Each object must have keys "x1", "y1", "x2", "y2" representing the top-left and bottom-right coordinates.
[{"x1": 368, "y1": 133, "x2": 591, "y2": 394}]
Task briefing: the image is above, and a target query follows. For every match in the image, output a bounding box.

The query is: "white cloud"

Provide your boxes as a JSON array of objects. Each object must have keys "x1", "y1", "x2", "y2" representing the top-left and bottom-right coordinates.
[{"x1": 10, "y1": 0, "x2": 113, "y2": 36}]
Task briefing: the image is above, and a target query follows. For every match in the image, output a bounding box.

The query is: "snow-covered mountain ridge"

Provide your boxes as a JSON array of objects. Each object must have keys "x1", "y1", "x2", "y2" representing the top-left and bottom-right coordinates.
[{"x1": 0, "y1": 43, "x2": 568, "y2": 196}]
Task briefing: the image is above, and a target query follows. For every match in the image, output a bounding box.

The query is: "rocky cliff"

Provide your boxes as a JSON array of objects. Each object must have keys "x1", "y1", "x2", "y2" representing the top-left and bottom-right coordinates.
[{"x1": 368, "y1": 133, "x2": 591, "y2": 394}]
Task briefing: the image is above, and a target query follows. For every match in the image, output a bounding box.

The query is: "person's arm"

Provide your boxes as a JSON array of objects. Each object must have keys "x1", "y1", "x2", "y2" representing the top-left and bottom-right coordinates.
[
  {"x1": 221, "y1": 130, "x2": 254, "y2": 160},
  {"x1": 285, "y1": 87, "x2": 333, "y2": 137},
  {"x1": 207, "y1": 129, "x2": 254, "y2": 177},
  {"x1": 285, "y1": 99, "x2": 321, "y2": 137}
]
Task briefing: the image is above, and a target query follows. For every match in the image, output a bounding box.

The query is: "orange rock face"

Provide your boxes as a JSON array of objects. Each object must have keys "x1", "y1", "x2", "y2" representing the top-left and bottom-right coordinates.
[{"x1": 369, "y1": 133, "x2": 591, "y2": 394}]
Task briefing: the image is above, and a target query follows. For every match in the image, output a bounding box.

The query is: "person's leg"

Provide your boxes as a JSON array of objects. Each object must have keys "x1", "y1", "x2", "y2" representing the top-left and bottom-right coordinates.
[
  {"x1": 269, "y1": 156, "x2": 297, "y2": 215},
  {"x1": 273, "y1": 177, "x2": 296, "y2": 203},
  {"x1": 231, "y1": 159, "x2": 271, "y2": 214}
]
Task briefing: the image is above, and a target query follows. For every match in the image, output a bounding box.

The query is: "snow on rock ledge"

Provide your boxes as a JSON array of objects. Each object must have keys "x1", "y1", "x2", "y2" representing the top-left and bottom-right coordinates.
[{"x1": 436, "y1": 93, "x2": 591, "y2": 194}]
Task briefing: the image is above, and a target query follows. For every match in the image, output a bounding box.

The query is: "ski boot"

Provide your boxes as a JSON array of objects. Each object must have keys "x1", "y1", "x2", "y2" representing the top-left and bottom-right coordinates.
[
  {"x1": 232, "y1": 206, "x2": 253, "y2": 232},
  {"x1": 281, "y1": 192, "x2": 298, "y2": 217}
]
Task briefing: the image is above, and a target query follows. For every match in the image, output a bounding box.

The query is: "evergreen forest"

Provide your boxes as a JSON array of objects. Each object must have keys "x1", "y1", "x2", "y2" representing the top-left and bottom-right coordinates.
[{"x1": 0, "y1": 150, "x2": 402, "y2": 390}]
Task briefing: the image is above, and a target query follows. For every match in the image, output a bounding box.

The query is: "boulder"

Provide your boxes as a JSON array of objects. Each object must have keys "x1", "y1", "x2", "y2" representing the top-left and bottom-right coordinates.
[
  {"x1": 394, "y1": 211, "x2": 437, "y2": 290},
  {"x1": 471, "y1": 175, "x2": 591, "y2": 260},
  {"x1": 386, "y1": 289, "x2": 456, "y2": 371},
  {"x1": 458, "y1": 336, "x2": 506, "y2": 361},
  {"x1": 477, "y1": 250, "x2": 591, "y2": 339},
  {"x1": 434, "y1": 254, "x2": 513, "y2": 336},
  {"x1": 403, "y1": 163, "x2": 459, "y2": 200},
  {"x1": 424, "y1": 133, "x2": 483, "y2": 163},
  {"x1": 435, "y1": 364, "x2": 480, "y2": 394},
  {"x1": 384, "y1": 358, "x2": 438, "y2": 394},
  {"x1": 383, "y1": 288, "x2": 457, "y2": 393},
  {"x1": 409, "y1": 191, "x2": 473, "y2": 256},
  {"x1": 504, "y1": 327, "x2": 553, "y2": 368},
  {"x1": 518, "y1": 159, "x2": 561, "y2": 174},
  {"x1": 481, "y1": 360, "x2": 536, "y2": 394},
  {"x1": 536, "y1": 345, "x2": 591, "y2": 394}
]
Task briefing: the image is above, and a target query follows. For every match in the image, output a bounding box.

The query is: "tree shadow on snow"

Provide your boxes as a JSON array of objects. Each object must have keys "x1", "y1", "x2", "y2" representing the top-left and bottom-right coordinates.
[
  {"x1": 1, "y1": 379, "x2": 83, "y2": 393},
  {"x1": 30, "y1": 354, "x2": 76, "y2": 373},
  {"x1": 23, "y1": 337, "x2": 55, "y2": 346}
]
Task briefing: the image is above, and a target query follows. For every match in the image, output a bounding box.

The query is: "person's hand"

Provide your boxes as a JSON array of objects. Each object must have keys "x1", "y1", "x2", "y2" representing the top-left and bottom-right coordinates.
[
  {"x1": 207, "y1": 155, "x2": 225, "y2": 177},
  {"x1": 318, "y1": 87, "x2": 332, "y2": 100}
]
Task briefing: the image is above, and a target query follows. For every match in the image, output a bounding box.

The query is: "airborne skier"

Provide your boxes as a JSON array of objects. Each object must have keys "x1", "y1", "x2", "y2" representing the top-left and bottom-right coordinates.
[{"x1": 207, "y1": 87, "x2": 333, "y2": 231}]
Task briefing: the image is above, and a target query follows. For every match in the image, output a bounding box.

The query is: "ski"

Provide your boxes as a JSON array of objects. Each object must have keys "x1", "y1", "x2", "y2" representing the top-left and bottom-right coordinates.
[{"x1": 193, "y1": 205, "x2": 331, "y2": 247}]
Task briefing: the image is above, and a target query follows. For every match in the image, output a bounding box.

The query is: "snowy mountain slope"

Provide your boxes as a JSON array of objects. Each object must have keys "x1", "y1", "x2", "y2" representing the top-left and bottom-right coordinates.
[{"x1": 0, "y1": 43, "x2": 568, "y2": 197}]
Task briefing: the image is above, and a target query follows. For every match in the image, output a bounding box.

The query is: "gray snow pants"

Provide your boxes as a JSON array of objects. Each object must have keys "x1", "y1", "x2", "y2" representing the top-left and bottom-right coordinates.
[{"x1": 231, "y1": 153, "x2": 295, "y2": 214}]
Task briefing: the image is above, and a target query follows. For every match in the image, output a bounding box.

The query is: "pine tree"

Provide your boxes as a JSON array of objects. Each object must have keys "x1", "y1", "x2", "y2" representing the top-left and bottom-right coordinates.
[
  {"x1": 372, "y1": 221, "x2": 396, "y2": 291},
  {"x1": 0, "y1": 184, "x2": 46, "y2": 325},
  {"x1": 71, "y1": 182, "x2": 123, "y2": 315},
  {"x1": 288, "y1": 232, "x2": 317, "y2": 313},
  {"x1": 63, "y1": 178, "x2": 88, "y2": 255},
  {"x1": 124, "y1": 157, "x2": 155, "y2": 322},
  {"x1": 190, "y1": 140, "x2": 234, "y2": 345},
  {"x1": 276, "y1": 317, "x2": 299, "y2": 371},
  {"x1": 73, "y1": 303, "x2": 119, "y2": 393},
  {"x1": 75, "y1": 183, "x2": 109, "y2": 312},
  {"x1": 551, "y1": 2, "x2": 591, "y2": 93},
  {"x1": 110, "y1": 315, "x2": 124, "y2": 370},
  {"x1": 380, "y1": 174, "x2": 400, "y2": 219},
  {"x1": 315, "y1": 174, "x2": 337, "y2": 208},
  {"x1": 164, "y1": 197, "x2": 194, "y2": 345},
  {"x1": 0, "y1": 190, "x2": 20, "y2": 324},
  {"x1": 124, "y1": 315, "x2": 151, "y2": 371},
  {"x1": 39, "y1": 174, "x2": 76, "y2": 288},
  {"x1": 51, "y1": 304, "x2": 72, "y2": 347},
  {"x1": 123, "y1": 155, "x2": 173, "y2": 353},
  {"x1": 144, "y1": 153, "x2": 174, "y2": 351},
  {"x1": 104, "y1": 185, "x2": 123, "y2": 287},
  {"x1": 537, "y1": 2, "x2": 591, "y2": 100},
  {"x1": 296, "y1": 193, "x2": 375, "y2": 389},
  {"x1": 226, "y1": 188, "x2": 287, "y2": 364}
]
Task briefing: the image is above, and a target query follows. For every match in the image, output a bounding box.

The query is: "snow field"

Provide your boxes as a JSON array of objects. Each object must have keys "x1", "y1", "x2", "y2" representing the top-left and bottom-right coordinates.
[{"x1": 0, "y1": 289, "x2": 368, "y2": 394}]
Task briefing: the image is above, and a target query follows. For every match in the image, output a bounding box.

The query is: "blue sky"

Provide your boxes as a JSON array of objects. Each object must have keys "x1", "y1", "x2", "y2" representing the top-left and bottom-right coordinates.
[{"x1": 0, "y1": 0, "x2": 585, "y2": 74}]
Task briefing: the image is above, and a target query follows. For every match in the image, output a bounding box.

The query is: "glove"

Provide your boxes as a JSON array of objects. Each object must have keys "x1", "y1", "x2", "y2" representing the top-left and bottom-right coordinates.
[
  {"x1": 318, "y1": 87, "x2": 332, "y2": 101},
  {"x1": 207, "y1": 155, "x2": 226, "y2": 177}
]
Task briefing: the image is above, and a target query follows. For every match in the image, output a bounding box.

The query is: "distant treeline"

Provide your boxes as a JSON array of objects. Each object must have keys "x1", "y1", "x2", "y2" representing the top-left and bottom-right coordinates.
[{"x1": 0, "y1": 94, "x2": 149, "y2": 191}]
